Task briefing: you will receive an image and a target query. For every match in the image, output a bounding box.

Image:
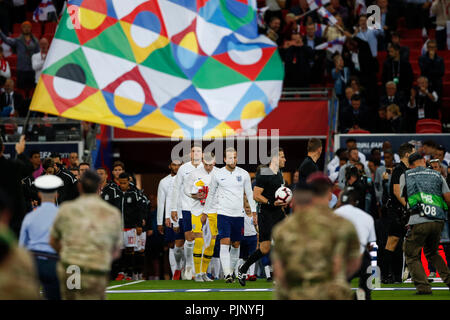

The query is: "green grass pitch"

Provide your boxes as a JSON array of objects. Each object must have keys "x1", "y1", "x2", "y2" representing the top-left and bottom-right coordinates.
[{"x1": 106, "y1": 279, "x2": 450, "y2": 300}]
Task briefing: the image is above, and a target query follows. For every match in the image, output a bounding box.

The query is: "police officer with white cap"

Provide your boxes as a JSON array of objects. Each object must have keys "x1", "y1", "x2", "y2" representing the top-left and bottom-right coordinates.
[{"x1": 19, "y1": 175, "x2": 63, "y2": 300}]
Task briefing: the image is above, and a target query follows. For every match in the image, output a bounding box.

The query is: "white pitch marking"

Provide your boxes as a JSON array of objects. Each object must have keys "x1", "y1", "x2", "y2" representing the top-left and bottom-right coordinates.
[
  {"x1": 106, "y1": 280, "x2": 145, "y2": 290},
  {"x1": 185, "y1": 289, "x2": 211, "y2": 292}
]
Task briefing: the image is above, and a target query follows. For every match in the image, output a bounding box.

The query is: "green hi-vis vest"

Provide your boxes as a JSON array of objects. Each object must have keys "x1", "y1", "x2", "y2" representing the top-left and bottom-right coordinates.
[{"x1": 405, "y1": 167, "x2": 448, "y2": 221}]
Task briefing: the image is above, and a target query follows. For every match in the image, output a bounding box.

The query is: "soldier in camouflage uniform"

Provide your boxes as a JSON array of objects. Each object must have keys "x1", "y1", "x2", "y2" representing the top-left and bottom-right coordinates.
[
  {"x1": 50, "y1": 171, "x2": 123, "y2": 300},
  {"x1": 272, "y1": 173, "x2": 361, "y2": 300},
  {"x1": 0, "y1": 192, "x2": 40, "y2": 300}
]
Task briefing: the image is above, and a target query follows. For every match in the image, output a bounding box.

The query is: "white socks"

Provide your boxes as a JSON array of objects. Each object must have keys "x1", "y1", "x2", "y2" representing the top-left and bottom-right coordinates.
[
  {"x1": 185, "y1": 240, "x2": 195, "y2": 268},
  {"x1": 220, "y1": 244, "x2": 231, "y2": 276},
  {"x1": 248, "y1": 262, "x2": 255, "y2": 276},
  {"x1": 174, "y1": 246, "x2": 184, "y2": 270},
  {"x1": 264, "y1": 265, "x2": 271, "y2": 279},
  {"x1": 210, "y1": 257, "x2": 222, "y2": 279},
  {"x1": 230, "y1": 246, "x2": 240, "y2": 274},
  {"x1": 169, "y1": 248, "x2": 176, "y2": 275}
]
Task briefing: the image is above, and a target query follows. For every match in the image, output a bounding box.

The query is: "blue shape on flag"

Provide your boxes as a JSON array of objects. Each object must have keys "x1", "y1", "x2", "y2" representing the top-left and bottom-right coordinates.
[
  {"x1": 171, "y1": 44, "x2": 208, "y2": 79},
  {"x1": 225, "y1": 83, "x2": 270, "y2": 121},
  {"x1": 102, "y1": 91, "x2": 156, "y2": 127},
  {"x1": 133, "y1": 11, "x2": 161, "y2": 34}
]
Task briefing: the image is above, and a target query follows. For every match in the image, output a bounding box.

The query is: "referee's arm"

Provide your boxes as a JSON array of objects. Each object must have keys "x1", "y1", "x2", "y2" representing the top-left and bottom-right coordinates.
[{"x1": 253, "y1": 187, "x2": 268, "y2": 204}]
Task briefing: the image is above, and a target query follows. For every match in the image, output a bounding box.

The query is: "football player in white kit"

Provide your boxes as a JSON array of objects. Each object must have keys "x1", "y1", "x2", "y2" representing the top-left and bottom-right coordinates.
[
  {"x1": 157, "y1": 160, "x2": 182, "y2": 279},
  {"x1": 184, "y1": 152, "x2": 219, "y2": 282},
  {"x1": 203, "y1": 148, "x2": 256, "y2": 283},
  {"x1": 170, "y1": 144, "x2": 203, "y2": 280}
]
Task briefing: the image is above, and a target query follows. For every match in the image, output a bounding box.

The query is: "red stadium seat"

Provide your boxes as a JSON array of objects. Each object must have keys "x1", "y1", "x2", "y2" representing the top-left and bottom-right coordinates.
[
  {"x1": 415, "y1": 119, "x2": 442, "y2": 133},
  {"x1": 5, "y1": 54, "x2": 17, "y2": 68},
  {"x1": 44, "y1": 22, "x2": 58, "y2": 34},
  {"x1": 12, "y1": 23, "x2": 21, "y2": 34},
  {"x1": 348, "y1": 128, "x2": 371, "y2": 134},
  {"x1": 31, "y1": 22, "x2": 42, "y2": 37},
  {"x1": 43, "y1": 33, "x2": 54, "y2": 43}
]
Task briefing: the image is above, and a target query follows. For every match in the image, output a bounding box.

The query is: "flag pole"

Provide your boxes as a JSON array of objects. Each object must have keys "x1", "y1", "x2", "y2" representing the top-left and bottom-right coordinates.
[{"x1": 295, "y1": 7, "x2": 318, "y2": 21}]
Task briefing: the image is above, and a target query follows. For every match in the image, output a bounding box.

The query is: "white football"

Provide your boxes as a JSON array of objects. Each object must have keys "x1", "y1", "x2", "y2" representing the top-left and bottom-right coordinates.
[{"x1": 275, "y1": 186, "x2": 293, "y2": 203}]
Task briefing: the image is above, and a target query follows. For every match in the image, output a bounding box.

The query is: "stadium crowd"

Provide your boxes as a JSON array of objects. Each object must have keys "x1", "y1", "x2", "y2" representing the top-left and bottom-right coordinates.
[{"x1": 0, "y1": 0, "x2": 449, "y2": 136}]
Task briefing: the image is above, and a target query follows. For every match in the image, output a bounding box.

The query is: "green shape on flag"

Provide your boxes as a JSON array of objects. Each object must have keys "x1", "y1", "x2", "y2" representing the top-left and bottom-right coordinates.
[
  {"x1": 255, "y1": 52, "x2": 284, "y2": 81},
  {"x1": 53, "y1": 10, "x2": 81, "y2": 45},
  {"x1": 219, "y1": 0, "x2": 254, "y2": 31},
  {"x1": 141, "y1": 45, "x2": 188, "y2": 80},
  {"x1": 43, "y1": 47, "x2": 99, "y2": 89},
  {"x1": 192, "y1": 57, "x2": 249, "y2": 89},
  {"x1": 83, "y1": 23, "x2": 135, "y2": 63}
]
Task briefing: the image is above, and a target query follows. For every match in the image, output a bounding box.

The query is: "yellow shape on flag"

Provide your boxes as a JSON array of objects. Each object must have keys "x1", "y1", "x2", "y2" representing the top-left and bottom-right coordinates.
[
  {"x1": 179, "y1": 32, "x2": 198, "y2": 54},
  {"x1": 114, "y1": 95, "x2": 143, "y2": 116},
  {"x1": 131, "y1": 109, "x2": 184, "y2": 138},
  {"x1": 241, "y1": 100, "x2": 266, "y2": 119},
  {"x1": 79, "y1": 8, "x2": 106, "y2": 30},
  {"x1": 61, "y1": 91, "x2": 125, "y2": 128},
  {"x1": 203, "y1": 122, "x2": 235, "y2": 139},
  {"x1": 29, "y1": 78, "x2": 60, "y2": 116},
  {"x1": 120, "y1": 21, "x2": 170, "y2": 64}
]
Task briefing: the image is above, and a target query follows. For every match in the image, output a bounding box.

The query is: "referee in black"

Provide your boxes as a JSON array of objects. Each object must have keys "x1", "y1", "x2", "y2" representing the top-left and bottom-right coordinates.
[
  {"x1": 237, "y1": 148, "x2": 287, "y2": 286},
  {"x1": 382, "y1": 142, "x2": 415, "y2": 283}
]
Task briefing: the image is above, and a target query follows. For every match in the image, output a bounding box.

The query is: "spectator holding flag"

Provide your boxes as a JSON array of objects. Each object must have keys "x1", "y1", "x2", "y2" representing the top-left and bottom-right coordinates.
[
  {"x1": 280, "y1": 33, "x2": 314, "y2": 87},
  {"x1": 354, "y1": 14, "x2": 383, "y2": 58},
  {"x1": 0, "y1": 21, "x2": 39, "y2": 93},
  {"x1": 32, "y1": 0, "x2": 57, "y2": 22}
]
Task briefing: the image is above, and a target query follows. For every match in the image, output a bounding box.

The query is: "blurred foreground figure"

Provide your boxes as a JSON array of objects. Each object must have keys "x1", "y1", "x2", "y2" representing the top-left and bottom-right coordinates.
[
  {"x1": 0, "y1": 190, "x2": 40, "y2": 300},
  {"x1": 50, "y1": 171, "x2": 122, "y2": 300},
  {"x1": 272, "y1": 173, "x2": 361, "y2": 300},
  {"x1": 19, "y1": 175, "x2": 64, "y2": 300}
]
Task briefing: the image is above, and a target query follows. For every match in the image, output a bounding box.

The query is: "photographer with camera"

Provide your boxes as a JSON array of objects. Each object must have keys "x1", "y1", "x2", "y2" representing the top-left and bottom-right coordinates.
[
  {"x1": 382, "y1": 143, "x2": 415, "y2": 284},
  {"x1": 345, "y1": 163, "x2": 376, "y2": 216},
  {"x1": 401, "y1": 153, "x2": 450, "y2": 294}
]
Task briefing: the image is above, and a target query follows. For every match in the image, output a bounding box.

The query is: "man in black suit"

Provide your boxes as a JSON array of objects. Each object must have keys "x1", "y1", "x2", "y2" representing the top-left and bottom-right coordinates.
[
  {"x1": 343, "y1": 37, "x2": 379, "y2": 108},
  {"x1": 280, "y1": 33, "x2": 314, "y2": 88},
  {"x1": 382, "y1": 43, "x2": 413, "y2": 98},
  {"x1": 340, "y1": 94, "x2": 370, "y2": 132},
  {"x1": 303, "y1": 23, "x2": 326, "y2": 84},
  {"x1": 0, "y1": 78, "x2": 25, "y2": 117},
  {"x1": 379, "y1": 81, "x2": 406, "y2": 113}
]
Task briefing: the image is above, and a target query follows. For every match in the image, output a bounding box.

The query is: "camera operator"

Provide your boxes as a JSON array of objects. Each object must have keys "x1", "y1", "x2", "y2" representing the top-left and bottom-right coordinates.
[
  {"x1": 345, "y1": 164, "x2": 376, "y2": 216},
  {"x1": 401, "y1": 153, "x2": 450, "y2": 294},
  {"x1": 381, "y1": 143, "x2": 415, "y2": 284}
]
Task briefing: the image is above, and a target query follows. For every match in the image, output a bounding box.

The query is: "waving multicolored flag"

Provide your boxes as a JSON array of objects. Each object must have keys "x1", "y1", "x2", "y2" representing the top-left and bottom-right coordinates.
[
  {"x1": 318, "y1": 6, "x2": 337, "y2": 25},
  {"x1": 33, "y1": 0, "x2": 57, "y2": 22},
  {"x1": 30, "y1": 0, "x2": 284, "y2": 138},
  {"x1": 315, "y1": 36, "x2": 346, "y2": 53},
  {"x1": 306, "y1": 0, "x2": 330, "y2": 11}
]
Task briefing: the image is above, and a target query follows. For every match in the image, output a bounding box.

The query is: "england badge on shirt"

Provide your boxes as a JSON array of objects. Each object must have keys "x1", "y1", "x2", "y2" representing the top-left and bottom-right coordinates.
[{"x1": 237, "y1": 176, "x2": 242, "y2": 182}]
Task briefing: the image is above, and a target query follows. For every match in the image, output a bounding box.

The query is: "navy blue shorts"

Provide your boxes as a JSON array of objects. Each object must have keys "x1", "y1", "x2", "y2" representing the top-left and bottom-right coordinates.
[
  {"x1": 182, "y1": 211, "x2": 192, "y2": 233},
  {"x1": 164, "y1": 226, "x2": 176, "y2": 243},
  {"x1": 175, "y1": 218, "x2": 185, "y2": 240},
  {"x1": 240, "y1": 235, "x2": 257, "y2": 259},
  {"x1": 218, "y1": 215, "x2": 244, "y2": 242}
]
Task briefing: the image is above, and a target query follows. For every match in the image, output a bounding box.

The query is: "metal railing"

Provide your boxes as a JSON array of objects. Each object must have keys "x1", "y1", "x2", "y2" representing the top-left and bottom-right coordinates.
[{"x1": 0, "y1": 117, "x2": 82, "y2": 142}]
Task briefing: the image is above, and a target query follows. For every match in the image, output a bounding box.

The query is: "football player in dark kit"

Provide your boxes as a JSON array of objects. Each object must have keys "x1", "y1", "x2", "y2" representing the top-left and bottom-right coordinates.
[{"x1": 237, "y1": 148, "x2": 287, "y2": 286}]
